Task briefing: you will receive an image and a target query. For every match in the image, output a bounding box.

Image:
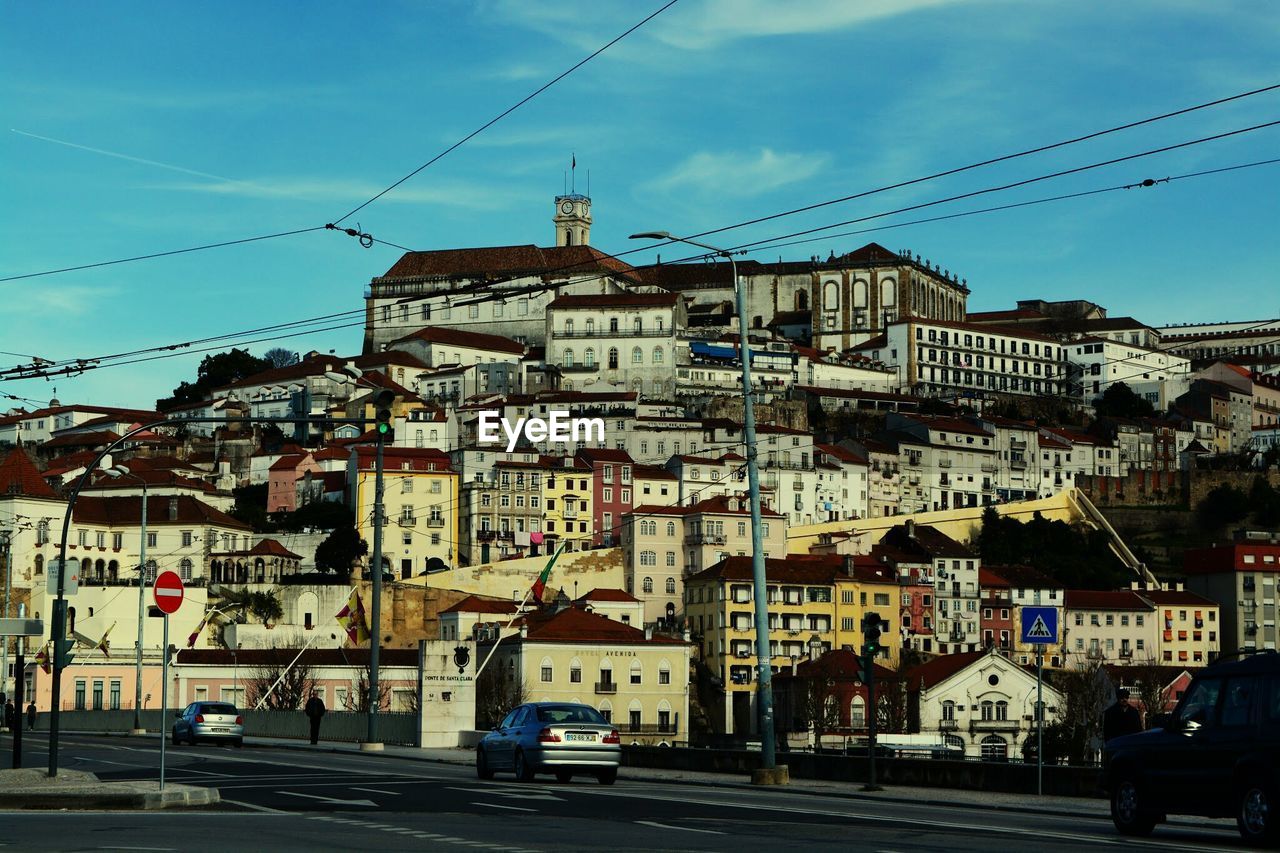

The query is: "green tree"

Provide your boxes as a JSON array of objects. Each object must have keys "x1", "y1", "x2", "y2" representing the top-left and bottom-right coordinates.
[
  {"x1": 248, "y1": 591, "x2": 284, "y2": 626},
  {"x1": 978, "y1": 510, "x2": 1129, "y2": 589},
  {"x1": 1093, "y1": 381, "x2": 1155, "y2": 419},
  {"x1": 262, "y1": 347, "x2": 300, "y2": 368},
  {"x1": 156, "y1": 348, "x2": 270, "y2": 411},
  {"x1": 1196, "y1": 483, "x2": 1251, "y2": 530},
  {"x1": 274, "y1": 500, "x2": 353, "y2": 533},
  {"x1": 229, "y1": 483, "x2": 273, "y2": 532},
  {"x1": 315, "y1": 525, "x2": 368, "y2": 579},
  {"x1": 1249, "y1": 476, "x2": 1280, "y2": 528}
]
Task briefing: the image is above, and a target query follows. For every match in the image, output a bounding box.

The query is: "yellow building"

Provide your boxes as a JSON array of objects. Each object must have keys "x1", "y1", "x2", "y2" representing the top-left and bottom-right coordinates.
[
  {"x1": 833, "y1": 555, "x2": 901, "y2": 667},
  {"x1": 540, "y1": 454, "x2": 593, "y2": 553},
  {"x1": 349, "y1": 446, "x2": 459, "y2": 578},
  {"x1": 1144, "y1": 586, "x2": 1221, "y2": 667},
  {"x1": 482, "y1": 606, "x2": 691, "y2": 745}
]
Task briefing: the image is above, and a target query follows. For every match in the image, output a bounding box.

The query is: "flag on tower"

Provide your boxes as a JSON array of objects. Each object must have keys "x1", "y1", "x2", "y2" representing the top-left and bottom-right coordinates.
[
  {"x1": 571, "y1": 153, "x2": 576, "y2": 171},
  {"x1": 530, "y1": 543, "x2": 566, "y2": 602},
  {"x1": 336, "y1": 588, "x2": 371, "y2": 645}
]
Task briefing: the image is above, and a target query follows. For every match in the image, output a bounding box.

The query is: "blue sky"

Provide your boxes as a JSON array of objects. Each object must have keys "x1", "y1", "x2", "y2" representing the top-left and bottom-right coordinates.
[{"x1": 2, "y1": 0, "x2": 1278, "y2": 410}]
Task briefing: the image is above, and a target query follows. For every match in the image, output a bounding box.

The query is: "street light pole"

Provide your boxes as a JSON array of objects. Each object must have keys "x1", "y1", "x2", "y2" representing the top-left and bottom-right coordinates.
[
  {"x1": 1, "y1": 531, "x2": 12, "y2": 702},
  {"x1": 106, "y1": 466, "x2": 148, "y2": 734},
  {"x1": 630, "y1": 231, "x2": 776, "y2": 771}
]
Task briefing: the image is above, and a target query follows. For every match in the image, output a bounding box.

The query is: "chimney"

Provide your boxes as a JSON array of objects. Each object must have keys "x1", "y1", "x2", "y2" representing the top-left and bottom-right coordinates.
[
  {"x1": 644, "y1": 625, "x2": 654, "y2": 641},
  {"x1": 905, "y1": 519, "x2": 916, "y2": 539},
  {"x1": 168, "y1": 497, "x2": 179, "y2": 521}
]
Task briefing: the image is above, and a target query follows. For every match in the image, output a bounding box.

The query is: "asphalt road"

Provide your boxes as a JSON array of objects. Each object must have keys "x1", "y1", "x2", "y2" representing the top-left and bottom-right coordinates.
[{"x1": 0, "y1": 733, "x2": 1249, "y2": 852}]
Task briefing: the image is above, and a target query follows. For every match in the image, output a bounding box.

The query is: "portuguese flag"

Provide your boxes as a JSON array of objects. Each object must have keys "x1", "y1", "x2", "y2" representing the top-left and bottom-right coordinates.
[{"x1": 530, "y1": 544, "x2": 565, "y2": 602}]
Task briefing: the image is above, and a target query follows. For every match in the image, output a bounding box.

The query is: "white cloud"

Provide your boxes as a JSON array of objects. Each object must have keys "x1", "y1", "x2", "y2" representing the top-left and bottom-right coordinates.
[
  {"x1": 647, "y1": 148, "x2": 830, "y2": 197},
  {"x1": 143, "y1": 177, "x2": 527, "y2": 211},
  {"x1": 10, "y1": 284, "x2": 117, "y2": 318}
]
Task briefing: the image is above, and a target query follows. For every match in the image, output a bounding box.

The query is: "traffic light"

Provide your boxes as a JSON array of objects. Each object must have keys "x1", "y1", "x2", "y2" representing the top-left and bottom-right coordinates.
[
  {"x1": 373, "y1": 390, "x2": 395, "y2": 440},
  {"x1": 860, "y1": 611, "x2": 882, "y2": 682},
  {"x1": 54, "y1": 638, "x2": 76, "y2": 668}
]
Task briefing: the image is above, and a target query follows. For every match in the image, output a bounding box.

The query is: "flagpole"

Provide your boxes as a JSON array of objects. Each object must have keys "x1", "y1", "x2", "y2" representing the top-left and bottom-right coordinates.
[
  {"x1": 474, "y1": 544, "x2": 564, "y2": 679},
  {"x1": 253, "y1": 633, "x2": 326, "y2": 710}
]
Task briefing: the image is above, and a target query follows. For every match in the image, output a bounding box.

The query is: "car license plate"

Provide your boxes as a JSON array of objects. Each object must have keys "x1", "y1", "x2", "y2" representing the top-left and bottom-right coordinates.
[
  {"x1": 211, "y1": 727, "x2": 230, "y2": 732},
  {"x1": 565, "y1": 733, "x2": 595, "y2": 742}
]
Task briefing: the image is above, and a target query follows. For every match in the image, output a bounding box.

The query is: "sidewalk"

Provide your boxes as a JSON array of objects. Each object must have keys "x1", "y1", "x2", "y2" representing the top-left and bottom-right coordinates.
[
  {"x1": 0, "y1": 766, "x2": 219, "y2": 811},
  {"x1": 238, "y1": 734, "x2": 1117, "y2": 821}
]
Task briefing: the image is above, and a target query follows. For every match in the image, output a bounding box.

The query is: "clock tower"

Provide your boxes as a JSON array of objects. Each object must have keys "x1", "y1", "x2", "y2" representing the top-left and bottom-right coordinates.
[{"x1": 553, "y1": 193, "x2": 592, "y2": 247}]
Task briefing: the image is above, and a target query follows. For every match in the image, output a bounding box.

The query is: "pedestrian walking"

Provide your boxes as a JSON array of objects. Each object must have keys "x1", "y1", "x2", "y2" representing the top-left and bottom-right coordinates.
[
  {"x1": 304, "y1": 691, "x2": 326, "y2": 745},
  {"x1": 27, "y1": 701, "x2": 37, "y2": 731},
  {"x1": 1102, "y1": 688, "x2": 1143, "y2": 742},
  {"x1": 3, "y1": 699, "x2": 15, "y2": 732}
]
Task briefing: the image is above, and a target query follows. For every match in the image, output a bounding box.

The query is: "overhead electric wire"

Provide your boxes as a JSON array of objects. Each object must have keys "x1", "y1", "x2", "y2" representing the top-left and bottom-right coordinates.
[{"x1": 330, "y1": 0, "x2": 681, "y2": 225}]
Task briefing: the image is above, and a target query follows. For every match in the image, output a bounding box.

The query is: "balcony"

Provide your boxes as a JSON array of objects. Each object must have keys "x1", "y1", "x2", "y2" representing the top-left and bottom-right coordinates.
[
  {"x1": 556, "y1": 327, "x2": 670, "y2": 339},
  {"x1": 562, "y1": 510, "x2": 579, "y2": 520},
  {"x1": 397, "y1": 516, "x2": 416, "y2": 528},
  {"x1": 1010, "y1": 457, "x2": 1027, "y2": 469},
  {"x1": 595, "y1": 681, "x2": 617, "y2": 695},
  {"x1": 685, "y1": 534, "x2": 726, "y2": 546},
  {"x1": 940, "y1": 719, "x2": 959, "y2": 731},
  {"x1": 970, "y1": 719, "x2": 1020, "y2": 733},
  {"x1": 937, "y1": 458, "x2": 952, "y2": 468},
  {"x1": 980, "y1": 463, "x2": 997, "y2": 473},
  {"x1": 476, "y1": 530, "x2": 497, "y2": 543},
  {"x1": 426, "y1": 517, "x2": 445, "y2": 528},
  {"x1": 1119, "y1": 648, "x2": 1133, "y2": 658}
]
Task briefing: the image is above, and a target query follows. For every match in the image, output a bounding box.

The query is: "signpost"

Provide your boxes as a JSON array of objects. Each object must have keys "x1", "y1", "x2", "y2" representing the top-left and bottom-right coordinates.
[
  {"x1": 0, "y1": 617, "x2": 41, "y2": 769},
  {"x1": 1020, "y1": 606, "x2": 1059, "y2": 797},
  {"x1": 153, "y1": 571, "x2": 184, "y2": 792}
]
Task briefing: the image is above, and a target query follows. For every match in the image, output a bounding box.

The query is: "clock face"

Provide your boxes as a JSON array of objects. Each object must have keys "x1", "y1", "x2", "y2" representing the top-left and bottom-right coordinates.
[{"x1": 560, "y1": 201, "x2": 574, "y2": 215}]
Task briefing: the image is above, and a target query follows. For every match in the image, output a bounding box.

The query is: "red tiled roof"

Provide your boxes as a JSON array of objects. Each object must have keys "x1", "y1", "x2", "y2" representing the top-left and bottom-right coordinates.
[
  {"x1": 817, "y1": 443, "x2": 868, "y2": 464},
  {"x1": 633, "y1": 465, "x2": 677, "y2": 481},
  {"x1": 352, "y1": 446, "x2": 453, "y2": 473},
  {"x1": 177, "y1": 647, "x2": 418, "y2": 667},
  {"x1": 902, "y1": 317, "x2": 1060, "y2": 344},
  {"x1": 577, "y1": 588, "x2": 640, "y2": 603},
  {"x1": 629, "y1": 495, "x2": 782, "y2": 518},
  {"x1": 519, "y1": 606, "x2": 686, "y2": 645},
  {"x1": 775, "y1": 648, "x2": 895, "y2": 682},
  {"x1": 42, "y1": 430, "x2": 121, "y2": 449},
  {"x1": 391, "y1": 326, "x2": 526, "y2": 355},
  {"x1": 377, "y1": 244, "x2": 637, "y2": 281},
  {"x1": 248, "y1": 539, "x2": 302, "y2": 560},
  {"x1": 1140, "y1": 589, "x2": 1218, "y2": 607},
  {"x1": 981, "y1": 564, "x2": 1061, "y2": 589},
  {"x1": 880, "y1": 523, "x2": 973, "y2": 559},
  {"x1": 547, "y1": 292, "x2": 680, "y2": 310},
  {"x1": 906, "y1": 651, "x2": 989, "y2": 690},
  {"x1": 441, "y1": 594, "x2": 521, "y2": 616},
  {"x1": 575, "y1": 448, "x2": 635, "y2": 465},
  {"x1": 73, "y1": 495, "x2": 251, "y2": 530},
  {"x1": 686, "y1": 556, "x2": 838, "y2": 585},
  {"x1": 0, "y1": 448, "x2": 58, "y2": 498},
  {"x1": 1063, "y1": 590, "x2": 1153, "y2": 611}
]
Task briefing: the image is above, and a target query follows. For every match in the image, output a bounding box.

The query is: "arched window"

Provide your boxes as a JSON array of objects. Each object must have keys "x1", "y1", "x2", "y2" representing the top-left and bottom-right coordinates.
[
  {"x1": 666, "y1": 521, "x2": 676, "y2": 537},
  {"x1": 628, "y1": 698, "x2": 643, "y2": 732},
  {"x1": 629, "y1": 660, "x2": 643, "y2": 685},
  {"x1": 598, "y1": 699, "x2": 613, "y2": 723},
  {"x1": 179, "y1": 558, "x2": 193, "y2": 582},
  {"x1": 564, "y1": 349, "x2": 575, "y2": 368},
  {"x1": 585, "y1": 318, "x2": 595, "y2": 335},
  {"x1": 569, "y1": 657, "x2": 582, "y2": 684},
  {"x1": 609, "y1": 318, "x2": 618, "y2": 333},
  {"x1": 539, "y1": 656, "x2": 554, "y2": 683},
  {"x1": 564, "y1": 319, "x2": 574, "y2": 335},
  {"x1": 980, "y1": 700, "x2": 995, "y2": 721},
  {"x1": 34, "y1": 554, "x2": 44, "y2": 575},
  {"x1": 995, "y1": 700, "x2": 1009, "y2": 721},
  {"x1": 981, "y1": 735, "x2": 1008, "y2": 762},
  {"x1": 941, "y1": 700, "x2": 956, "y2": 721},
  {"x1": 851, "y1": 696, "x2": 866, "y2": 728},
  {"x1": 584, "y1": 348, "x2": 596, "y2": 368},
  {"x1": 665, "y1": 577, "x2": 676, "y2": 594},
  {"x1": 642, "y1": 577, "x2": 653, "y2": 593},
  {"x1": 853, "y1": 280, "x2": 868, "y2": 308},
  {"x1": 145, "y1": 560, "x2": 157, "y2": 584},
  {"x1": 653, "y1": 346, "x2": 663, "y2": 364},
  {"x1": 632, "y1": 346, "x2": 643, "y2": 364},
  {"x1": 633, "y1": 317, "x2": 643, "y2": 334},
  {"x1": 795, "y1": 290, "x2": 808, "y2": 311},
  {"x1": 36, "y1": 519, "x2": 50, "y2": 545},
  {"x1": 658, "y1": 660, "x2": 671, "y2": 685},
  {"x1": 881, "y1": 279, "x2": 896, "y2": 306},
  {"x1": 608, "y1": 348, "x2": 619, "y2": 369}
]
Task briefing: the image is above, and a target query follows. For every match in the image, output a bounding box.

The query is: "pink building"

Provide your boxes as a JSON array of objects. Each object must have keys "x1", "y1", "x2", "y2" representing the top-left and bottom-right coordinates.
[
  {"x1": 267, "y1": 452, "x2": 324, "y2": 513},
  {"x1": 576, "y1": 448, "x2": 636, "y2": 547}
]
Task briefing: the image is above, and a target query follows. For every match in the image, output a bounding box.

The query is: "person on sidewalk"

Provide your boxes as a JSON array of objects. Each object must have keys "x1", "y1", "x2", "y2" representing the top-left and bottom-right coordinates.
[
  {"x1": 27, "y1": 701, "x2": 37, "y2": 731},
  {"x1": 1102, "y1": 688, "x2": 1143, "y2": 741},
  {"x1": 3, "y1": 699, "x2": 15, "y2": 732},
  {"x1": 304, "y1": 691, "x2": 326, "y2": 745}
]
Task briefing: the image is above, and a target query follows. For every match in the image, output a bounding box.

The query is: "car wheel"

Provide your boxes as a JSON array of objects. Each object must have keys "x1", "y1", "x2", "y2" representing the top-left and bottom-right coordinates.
[
  {"x1": 555, "y1": 770, "x2": 573, "y2": 784},
  {"x1": 171, "y1": 731, "x2": 180, "y2": 747},
  {"x1": 1237, "y1": 779, "x2": 1279, "y2": 846},
  {"x1": 514, "y1": 749, "x2": 535, "y2": 782},
  {"x1": 596, "y1": 768, "x2": 617, "y2": 786},
  {"x1": 1111, "y1": 775, "x2": 1157, "y2": 837},
  {"x1": 476, "y1": 747, "x2": 495, "y2": 780}
]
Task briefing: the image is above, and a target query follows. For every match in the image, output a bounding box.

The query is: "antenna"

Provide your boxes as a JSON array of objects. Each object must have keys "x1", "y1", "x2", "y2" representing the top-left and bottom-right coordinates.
[
  {"x1": 587, "y1": 169, "x2": 590, "y2": 198},
  {"x1": 563, "y1": 171, "x2": 567, "y2": 195}
]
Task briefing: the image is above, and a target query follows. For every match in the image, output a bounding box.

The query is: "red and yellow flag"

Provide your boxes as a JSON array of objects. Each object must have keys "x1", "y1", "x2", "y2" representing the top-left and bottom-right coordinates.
[
  {"x1": 96, "y1": 622, "x2": 116, "y2": 658},
  {"x1": 187, "y1": 613, "x2": 210, "y2": 649},
  {"x1": 35, "y1": 642, "x2": 51, "y2": 675},
  {"x1": 335, "y1": 588, "x2": 370, "y2": 645}
]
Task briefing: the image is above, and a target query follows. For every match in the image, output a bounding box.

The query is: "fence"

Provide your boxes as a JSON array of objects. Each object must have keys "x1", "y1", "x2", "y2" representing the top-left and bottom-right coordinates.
[{"x1": 35, "y1": 708, "x2": 419, "y2": 746}]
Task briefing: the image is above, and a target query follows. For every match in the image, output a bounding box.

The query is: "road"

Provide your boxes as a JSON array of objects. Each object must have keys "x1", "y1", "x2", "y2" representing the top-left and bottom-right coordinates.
[{"x1": 0, "y1": 733, "x2": 1246, "y2": 852}]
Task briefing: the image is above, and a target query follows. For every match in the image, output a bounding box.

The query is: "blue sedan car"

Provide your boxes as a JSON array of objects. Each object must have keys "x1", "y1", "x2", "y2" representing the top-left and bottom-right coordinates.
[{"x1": 477, "y1": 702, "x2": 621, "y2": 785}]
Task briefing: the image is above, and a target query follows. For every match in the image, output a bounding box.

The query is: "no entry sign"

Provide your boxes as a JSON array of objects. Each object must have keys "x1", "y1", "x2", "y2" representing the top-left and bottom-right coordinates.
[{"x1": 153, "y1": 571, "x2": 185, "y2": 615}]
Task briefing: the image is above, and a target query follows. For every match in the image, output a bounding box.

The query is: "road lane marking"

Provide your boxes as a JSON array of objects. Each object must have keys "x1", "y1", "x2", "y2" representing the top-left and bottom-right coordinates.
[
  {"x1": 277, "y1": 791, "x2": 378, "y2": 807},
  {"x1": 220, "y1": 798, "x2": 293, "y2": 814},
  {"x1": 636, "y1": 820, "x2": 725, "y2": 835},
  {"x1": 351, "y1": 787, "x2": 402, "y2": 795},
  {"x1": 473, "y1": 802, "x2": 536, "y2": 813},
  {"x1": 447, "y1": 786, "x2": 563, "y2": 801}
]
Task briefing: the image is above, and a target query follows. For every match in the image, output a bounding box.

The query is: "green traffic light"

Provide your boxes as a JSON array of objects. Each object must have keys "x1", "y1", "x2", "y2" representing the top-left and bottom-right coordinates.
[{"x1": 377, "y1": 422, "x2": 390, "y2": 434}]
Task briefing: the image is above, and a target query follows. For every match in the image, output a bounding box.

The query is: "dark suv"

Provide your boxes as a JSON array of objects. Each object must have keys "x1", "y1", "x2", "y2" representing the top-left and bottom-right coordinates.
[{"x1": 1104, "y1": 651, "x2": 1280, "y2": 845}]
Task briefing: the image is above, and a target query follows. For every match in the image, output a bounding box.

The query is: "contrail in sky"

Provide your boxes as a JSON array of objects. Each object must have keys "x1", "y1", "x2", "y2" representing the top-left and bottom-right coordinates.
[{"x1": 11, "y1": 128, "x2": 234, "y2": 182}]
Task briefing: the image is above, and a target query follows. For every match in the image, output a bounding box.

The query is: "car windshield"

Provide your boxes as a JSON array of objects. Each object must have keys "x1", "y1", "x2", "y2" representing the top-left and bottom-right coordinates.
[
  {"x1": 536, "y1": 705, "x2": 606, "y2": 725},
  {"x1": 200, "y1": 703, "x2": 238, "y2": 715}
]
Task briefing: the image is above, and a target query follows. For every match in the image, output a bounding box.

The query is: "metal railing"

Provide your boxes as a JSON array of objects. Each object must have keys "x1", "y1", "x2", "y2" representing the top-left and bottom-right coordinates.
[{"x1": 595, "y1": 681, "x2": 617, "y2": 695}]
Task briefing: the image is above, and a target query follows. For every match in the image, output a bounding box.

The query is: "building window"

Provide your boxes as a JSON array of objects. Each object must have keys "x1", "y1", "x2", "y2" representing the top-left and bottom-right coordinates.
[
  {"x1": 630, "y1": 661, "x2": 643, "y2": 685},
  {"x1": 632, "y1": 346, "x2": 643, "y2": 364},
  {"x1": 643, "y1": 577, "x2": 654, "y2": 593}
]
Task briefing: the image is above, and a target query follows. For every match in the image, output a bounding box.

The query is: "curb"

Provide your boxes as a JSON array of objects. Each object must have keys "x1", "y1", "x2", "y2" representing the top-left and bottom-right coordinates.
[{"x1": 0, "y1": 786, "x2": 220, "y2": 811}]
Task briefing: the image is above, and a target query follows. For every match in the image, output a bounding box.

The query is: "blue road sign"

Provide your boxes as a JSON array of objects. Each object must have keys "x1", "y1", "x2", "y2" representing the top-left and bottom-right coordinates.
[{"x1": 1020, "y1": 606, "x2": 1059, "y2": 645}]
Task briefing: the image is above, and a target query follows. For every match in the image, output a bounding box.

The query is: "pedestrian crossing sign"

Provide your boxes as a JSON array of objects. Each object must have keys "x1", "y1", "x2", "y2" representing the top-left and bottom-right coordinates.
[{"x1": 1020, "y1": 606, "x2": 1058, "y2": 644}]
